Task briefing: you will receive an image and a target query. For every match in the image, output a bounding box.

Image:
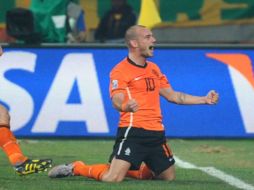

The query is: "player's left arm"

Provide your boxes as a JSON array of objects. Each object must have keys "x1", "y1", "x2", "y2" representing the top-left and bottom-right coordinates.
[{"x1": 159, "y1": 87, "x2": 219, "y2": 105}]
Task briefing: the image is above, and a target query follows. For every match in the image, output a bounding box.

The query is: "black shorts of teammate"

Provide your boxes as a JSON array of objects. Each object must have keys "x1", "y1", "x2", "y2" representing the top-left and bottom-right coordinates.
[{"x1": 109, "y1": 127, "x2": 175, "y2": 176}]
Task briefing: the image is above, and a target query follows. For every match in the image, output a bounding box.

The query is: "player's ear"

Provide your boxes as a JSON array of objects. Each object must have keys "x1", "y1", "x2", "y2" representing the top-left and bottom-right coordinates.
[{"x1": 129, "y1": 39, "x2": 138, "y2": 48}]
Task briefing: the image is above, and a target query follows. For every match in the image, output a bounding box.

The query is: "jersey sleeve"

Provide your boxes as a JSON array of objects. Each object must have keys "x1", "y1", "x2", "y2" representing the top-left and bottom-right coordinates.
[
  {"x1": 109, "y1": 68, "x2": 128, "y2": 98},
  {"x1": 160, "y1": 73, "x2": 171, "y2": 88},
  {"x1": 153, "y1": 64, "x2": 171, "y2": 88}
]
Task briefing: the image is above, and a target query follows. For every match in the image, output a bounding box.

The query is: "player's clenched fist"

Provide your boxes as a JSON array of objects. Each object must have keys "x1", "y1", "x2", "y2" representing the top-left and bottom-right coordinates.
[
  {"x1": 205, "y1": 90, "x2": 219, "y2": 105},
  {"x1": 122, "y1": 99, "x2": 139, "y2": 112}
]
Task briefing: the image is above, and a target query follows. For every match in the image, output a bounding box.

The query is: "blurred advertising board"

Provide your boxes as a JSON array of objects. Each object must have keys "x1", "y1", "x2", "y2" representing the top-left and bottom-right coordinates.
[{"x1": 0, "y1": 46, "x2": 253, "y2": 138}]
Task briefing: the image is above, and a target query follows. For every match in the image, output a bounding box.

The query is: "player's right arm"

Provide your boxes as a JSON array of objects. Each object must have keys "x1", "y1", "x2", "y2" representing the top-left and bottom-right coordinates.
[
  {"x1": 112, "y1": 93, "x2": 139, "y2": 112},
  {"x1": 110, "y1": 65, "x2": 139, "y2": 113}
]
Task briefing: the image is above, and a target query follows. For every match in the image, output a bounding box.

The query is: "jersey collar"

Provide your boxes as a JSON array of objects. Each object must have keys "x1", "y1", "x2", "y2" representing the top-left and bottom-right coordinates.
[{"x1": 127, "y1": 57, "x2": 147, "y2": 68}]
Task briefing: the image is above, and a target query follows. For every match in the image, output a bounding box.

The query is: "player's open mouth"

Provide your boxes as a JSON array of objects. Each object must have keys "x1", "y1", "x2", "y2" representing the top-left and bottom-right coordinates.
[{"x1": 149, "y1": 46, "x2": 154, "y2": 50}]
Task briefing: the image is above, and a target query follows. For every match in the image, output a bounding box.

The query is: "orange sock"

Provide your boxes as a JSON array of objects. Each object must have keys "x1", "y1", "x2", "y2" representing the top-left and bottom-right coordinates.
[
  {"x1": 127, "y1": 164, "x2": 154, "y2": 180},
  {"x1": 73, "y1": 161, "x2": 109, "y2": 181},
  {"x1": 0, "y1": 126, "x2": 27, "y2": 166}
]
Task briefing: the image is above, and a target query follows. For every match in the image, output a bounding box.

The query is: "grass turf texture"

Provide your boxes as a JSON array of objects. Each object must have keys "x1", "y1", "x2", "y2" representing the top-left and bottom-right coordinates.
[{"x1": 0, "y1": 139, "x2": 253, "y2": 190}]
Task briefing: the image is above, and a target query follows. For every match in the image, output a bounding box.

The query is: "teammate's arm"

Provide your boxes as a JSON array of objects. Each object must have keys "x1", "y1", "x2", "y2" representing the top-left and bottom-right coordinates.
[
  {"x1": 111, "y1": 93, "x2": 139, "y2": 112},
  {"x1": 159, "y1": 87, "x2": 219, "y2": 105}
]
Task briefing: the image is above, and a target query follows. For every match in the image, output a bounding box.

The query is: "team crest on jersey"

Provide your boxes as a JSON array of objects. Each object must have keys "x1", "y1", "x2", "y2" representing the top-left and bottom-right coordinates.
[{"x1": 112, "y1": 80, "x2": 118, "y2": 89}]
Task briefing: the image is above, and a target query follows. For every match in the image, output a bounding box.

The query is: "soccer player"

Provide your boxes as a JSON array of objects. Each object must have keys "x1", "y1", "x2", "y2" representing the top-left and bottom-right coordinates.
[
  {"x1": 48, "y1": 25, "x2": 219, "y2": 182},
  {"x1": 0, "y1": 46, "x2": 52, "y2": 175}
]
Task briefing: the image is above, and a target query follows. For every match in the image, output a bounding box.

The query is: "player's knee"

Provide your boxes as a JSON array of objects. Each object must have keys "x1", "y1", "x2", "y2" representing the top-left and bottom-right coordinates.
[
  {"x1": 0, "y1": 105, "x2": 10, "y2": 127},
  {"x1": 156, "y1": 166, "x2": 176, "y2": 181},
  {"x1": 164, "y1": 172, "x2": 176, "y2": 181},
  {"x1": 157, "y1": 172, "x2": 176, "y2": 181}
]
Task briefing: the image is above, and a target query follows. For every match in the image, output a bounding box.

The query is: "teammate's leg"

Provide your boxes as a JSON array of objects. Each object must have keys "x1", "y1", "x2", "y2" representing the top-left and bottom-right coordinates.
[
  {"x1": 0, "y1": 105, "x2": 27, "y2": 166},
  {"x1": 0, "y1": 104, "x2": 52, "y2": 175}
]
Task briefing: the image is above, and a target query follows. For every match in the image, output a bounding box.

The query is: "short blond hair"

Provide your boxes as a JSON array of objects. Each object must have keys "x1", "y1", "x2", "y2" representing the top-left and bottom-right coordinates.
[{"x1": 125, "y1": 25, "x2": 146, "y2": 47}]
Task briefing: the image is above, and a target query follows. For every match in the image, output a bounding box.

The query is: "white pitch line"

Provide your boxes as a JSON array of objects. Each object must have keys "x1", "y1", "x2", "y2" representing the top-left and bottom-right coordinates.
[{"x1": 174, "y1": 156, "x2": 254, "y2": 190}]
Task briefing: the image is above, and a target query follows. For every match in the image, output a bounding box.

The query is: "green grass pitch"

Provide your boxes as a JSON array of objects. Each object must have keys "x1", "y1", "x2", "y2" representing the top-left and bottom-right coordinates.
[{"x1": 0, "y1": 139, "x2": 253, "y2": 190}]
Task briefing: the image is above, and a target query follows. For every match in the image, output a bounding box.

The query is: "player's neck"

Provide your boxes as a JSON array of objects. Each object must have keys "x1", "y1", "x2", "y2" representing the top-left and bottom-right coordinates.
[{"x1": 128, "y1": 54, "x2": 146, "y2": 66}]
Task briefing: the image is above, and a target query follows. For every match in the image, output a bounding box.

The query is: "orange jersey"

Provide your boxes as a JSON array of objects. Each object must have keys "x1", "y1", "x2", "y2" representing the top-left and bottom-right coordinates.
[{"x1": 109, "y1": 57, "x2": 171, "y2": 131}]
